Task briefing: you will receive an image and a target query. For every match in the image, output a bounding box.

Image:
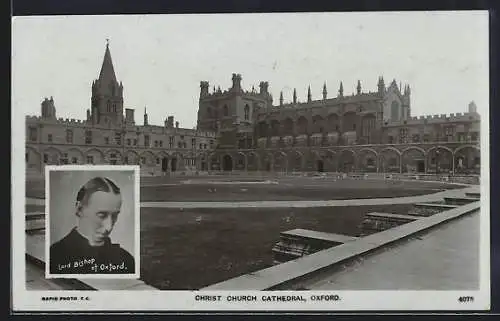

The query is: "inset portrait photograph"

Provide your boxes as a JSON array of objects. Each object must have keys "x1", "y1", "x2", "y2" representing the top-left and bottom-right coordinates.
[{"x1": 45, "y1": 165, "x2": 140, "y2": 279}]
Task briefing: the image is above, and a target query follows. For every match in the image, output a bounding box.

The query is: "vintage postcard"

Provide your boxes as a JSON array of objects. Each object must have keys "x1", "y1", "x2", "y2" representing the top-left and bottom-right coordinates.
[{"x1": 12, "y1": 11, "x2": 490, "y2": 311}]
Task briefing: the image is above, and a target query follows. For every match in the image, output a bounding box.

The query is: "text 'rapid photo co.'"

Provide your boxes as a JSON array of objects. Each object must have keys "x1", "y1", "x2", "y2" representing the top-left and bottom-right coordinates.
[{"x1": 12, "y1": 11, "x2": 490, "y2": 312}]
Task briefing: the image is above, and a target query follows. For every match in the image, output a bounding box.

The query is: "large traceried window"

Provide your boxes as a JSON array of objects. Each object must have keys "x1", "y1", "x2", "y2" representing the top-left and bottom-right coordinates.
[
  {"x1": 391, "y1": 101, "x2": 399, "y2": 121},
  {"x1": 244, "y1": 104, "x2": 250, "y2": 120}
]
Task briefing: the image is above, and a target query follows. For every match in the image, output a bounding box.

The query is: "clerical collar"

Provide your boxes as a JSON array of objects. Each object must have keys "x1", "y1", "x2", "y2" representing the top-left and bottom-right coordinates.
[{"x1": 70, "y1": 227, "x2": 112, "y2": 248}]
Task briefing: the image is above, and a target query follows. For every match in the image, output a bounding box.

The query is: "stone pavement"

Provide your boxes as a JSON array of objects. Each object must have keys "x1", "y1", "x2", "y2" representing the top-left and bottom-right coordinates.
[
  {"x1": 306, "y1": 210, "x2": 480, "y2": 290},
  {"x1": 25, "y1": 186, "x2": 478, "y2": 209}
]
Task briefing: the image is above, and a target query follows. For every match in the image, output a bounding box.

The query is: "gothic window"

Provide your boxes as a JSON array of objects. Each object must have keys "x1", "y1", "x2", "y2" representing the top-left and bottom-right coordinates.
[
  {"x1": 199, "y1": 143, "x2": 203, "y2": 149},
  {"x1": 104, "y1": 137, "x2": 109, "y2": 145},
  {"x1": 66, "y1": 129, "x2": 73, "y2": 143},
  {"x1": 412, "y1": 134, "x2": 420, "y2": 143},
  {"x1": 43, "y1": 154, "x2": 48, "y2": 163},
  {"x1": 113, "y1": 103, "x2": 117, "y2": 112},
  {"x1": 86, "y1": 156, "x2": 94, "y2": 164},
  {"x1": 107, "y1": 100, "x2": 111, "y2": 112},
  {"x1": 154, "y1": 140, "x2": 158, "y2": 148},
  {"x1": 71, "y1": 157, "x2": 77, "y2": 164},
  {"x1": 159, "y1": 141, "x2": 163, "y2": 147},
  {"x1": 29, "y1": 127, "x2": 37, "y2": 142},
  {"x1": 366, "y1": 158, "x2": 375, "y2": 166},
  {"x1": 244, "y1": 104, "x2": 250, "y2": 120},
  {"x1": 127, "y1": 139, "x2": 131, "y2": 145},
  {"x1": 144, "y1": 135, "x2": 150, "y2": 147},
  {"x1": 47, "y1": 134, "x2": 53, "y2": 142},
  {"x1": 391, "y1": 101, "x2": 399, "y2": 120},
  {"x1": 115, "y1": 132, "x2": 121, "y2": 145},
  {"x1": 223, "y1": 105, "x2": 229, "y2": 117},
  {"x1": 399, "y1": 128, "x2": 408, "y2": 143},
  {"x1": 192, "y1": 138, "x2": 196, "y2": 148},
  {"x1": 156, "y1": 158, "x2": 160, "y2": 165},
  {"x1": 183, "y1": 142, "x2": 187, "y2": 148},
  {"x1": 178, "y1": 142, "x2": 182, "y2": 148}
]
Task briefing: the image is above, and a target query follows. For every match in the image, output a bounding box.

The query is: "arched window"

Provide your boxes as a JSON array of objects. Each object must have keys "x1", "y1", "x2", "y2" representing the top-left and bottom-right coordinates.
[
  {"x1": 113, "y1": 103, "x2": 117, "y2": 112},
  {"x1": 244, "y1": 104, "x2": 250, "y2": 120},
  {"x1": 107, "y1": 100, "x2": 111, "y2": 112},
  {"x1": 223, "y1": 105, "x2": 229, "y2": 117},
  {"x1": 391, "y1": 101, "x2": 399, "y2": 120}
]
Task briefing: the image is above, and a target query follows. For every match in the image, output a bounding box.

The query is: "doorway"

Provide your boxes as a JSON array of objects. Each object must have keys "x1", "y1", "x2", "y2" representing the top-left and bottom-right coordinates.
[
  {"x1": 171, "y1": 158, "x2": 177, "y2": 172},
  {"x1": 317, "y1": 160, "x2": 324, "y2": 172},
  {"x1": 222, "y1": 155, "x2": 233, "y2": 171},
  {"x1": 162, "y1": 157, "x2": 169, "y2": 172},
  {"x1": 416, "y1": 160, "x2": 425, "y2": 173}
]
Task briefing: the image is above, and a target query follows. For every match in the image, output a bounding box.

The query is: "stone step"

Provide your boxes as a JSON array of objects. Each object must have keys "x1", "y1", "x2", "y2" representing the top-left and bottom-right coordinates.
[
  {"x1": 408, "y1": 203, "x2": 458, "y2": 217},
  {"x1": 26, "y1": 212, "x2": 45, "y2": 220},
  {"x1": 359, "y1": 212, "x2": 418, "y2": 236},
  {"x1": 465, "y1": 192, "x2": 481, "y2": 199},
  {"x1": 444, "y1": 197, "x2": 479, "y2": 206},
  {"x1": 26, "y1": 219, "x2": 45, "y2": 233},
  {"x1": 272, "y1": 229, "x2": 358, "y2": 264}
]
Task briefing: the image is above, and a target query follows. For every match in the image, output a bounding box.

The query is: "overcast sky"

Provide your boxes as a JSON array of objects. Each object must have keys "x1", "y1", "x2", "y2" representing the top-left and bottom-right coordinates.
[{"x1": 12, "y1": 11, "x2": 488, "y2": 128}]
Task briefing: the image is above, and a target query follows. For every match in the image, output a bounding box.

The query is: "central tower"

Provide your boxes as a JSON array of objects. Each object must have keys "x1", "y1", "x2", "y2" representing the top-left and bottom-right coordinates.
[{"x1": 90, "y1": 41, "x2": 124, "y2": 126}]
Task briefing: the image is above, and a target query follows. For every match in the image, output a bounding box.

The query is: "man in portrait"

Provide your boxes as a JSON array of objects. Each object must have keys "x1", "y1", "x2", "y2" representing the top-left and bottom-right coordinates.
[{"x1": 49, "y1": 176, "x2": 135, "y2": 275}]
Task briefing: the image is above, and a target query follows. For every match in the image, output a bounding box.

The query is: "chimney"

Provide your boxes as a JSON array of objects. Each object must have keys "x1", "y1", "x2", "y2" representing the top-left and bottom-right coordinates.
[{"x1": 167, "y1": 116, "x2": 174, "y2": 128}]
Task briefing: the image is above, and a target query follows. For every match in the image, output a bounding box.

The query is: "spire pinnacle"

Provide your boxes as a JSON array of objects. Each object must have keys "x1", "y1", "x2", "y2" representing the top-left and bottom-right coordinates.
[
  {"x1": 98, "y1": 40, "x2": 117, "y2": 84},
  {"x1": 307, "y1": 85, "x2": 312, "y2": 103}
]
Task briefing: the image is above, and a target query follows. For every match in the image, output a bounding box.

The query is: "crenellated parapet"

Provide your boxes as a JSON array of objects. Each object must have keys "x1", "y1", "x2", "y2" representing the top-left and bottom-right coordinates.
[{"x1": 384, "y1": 111, "x2": 480, "y2": 127}]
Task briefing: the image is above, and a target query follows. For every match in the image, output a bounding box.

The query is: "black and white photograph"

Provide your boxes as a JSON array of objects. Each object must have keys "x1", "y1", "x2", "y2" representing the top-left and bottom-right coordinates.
[
  {"x1": 12, "y1": 11, "x2": 489, "y2": 311},
  {"x1": 45, "y1": 166, "x2": 139, "y2": 278}
]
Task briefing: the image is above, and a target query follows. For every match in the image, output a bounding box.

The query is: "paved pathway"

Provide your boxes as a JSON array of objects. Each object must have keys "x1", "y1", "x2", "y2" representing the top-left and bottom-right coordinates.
[{"x1": 26, "y1": 186, "x2": 478, "y2": 209}]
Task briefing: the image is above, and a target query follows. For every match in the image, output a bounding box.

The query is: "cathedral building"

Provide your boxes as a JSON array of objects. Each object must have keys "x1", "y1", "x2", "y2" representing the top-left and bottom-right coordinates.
[
  {"x1": 25, "y1": 43, "x2": 216, "y2": 176},
  {"x1": 198, "y1": 75, "x2": 480, "y2": 175},
  {"x1": 25, "y1": 43, "x2": 481, "y2": 176}
]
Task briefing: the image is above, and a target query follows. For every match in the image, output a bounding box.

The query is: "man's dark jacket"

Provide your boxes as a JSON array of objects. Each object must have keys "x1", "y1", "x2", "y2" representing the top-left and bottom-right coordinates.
[{"x1": 49, "y1": 228, "x2": 135, "y2": 274}]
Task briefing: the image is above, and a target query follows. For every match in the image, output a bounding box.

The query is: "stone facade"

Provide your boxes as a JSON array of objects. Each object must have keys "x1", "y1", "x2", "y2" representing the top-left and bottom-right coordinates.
[
  {"x1": 25, "y1": 43, "x2": 216, "y2": 176},
  {"x1": 25, "y1": 43, "x2": 481, "y2": 175},
  {"x1": 198, "y1": 75, "x2": 480, "y2": 174}
]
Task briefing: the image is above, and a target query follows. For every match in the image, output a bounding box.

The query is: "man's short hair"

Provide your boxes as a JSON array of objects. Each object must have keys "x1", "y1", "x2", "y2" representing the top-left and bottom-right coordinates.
[{"x1": 76, "y1": 177, "x2": 121, "y2": 206}]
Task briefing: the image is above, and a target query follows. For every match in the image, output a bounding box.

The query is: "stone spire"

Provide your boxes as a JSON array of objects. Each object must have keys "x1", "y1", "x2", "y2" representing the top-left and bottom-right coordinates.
[
  {"x1": 98, "y1": 40, "x2": 117, "y2": 84},
  {"x1": 293, "y1": 88, "x2": 297, "y2": 104},
  {"x1": 279, "y1": 91, "x2": 283, "y2": 106},
  {"x1": 307, "y1": 85, "x2": 312, "y2": 103},
  {"x1": 356, "y1": 80, "x2": 362, "y2": 95},
  {"x1": 322, "y1": 82, "x2": 327, "y2": 100},
  {"x1": 144, "y1": 106, "x2": 148, "y2": 126},
  {"x1": 338, "y1": 81, "x2": 344, "y2": 97}
]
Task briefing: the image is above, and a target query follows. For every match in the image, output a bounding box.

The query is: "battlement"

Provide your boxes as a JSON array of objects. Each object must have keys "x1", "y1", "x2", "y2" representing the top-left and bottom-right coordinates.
[{"x1": 385, "y1": 112, "x2": 480, "y2": 127}]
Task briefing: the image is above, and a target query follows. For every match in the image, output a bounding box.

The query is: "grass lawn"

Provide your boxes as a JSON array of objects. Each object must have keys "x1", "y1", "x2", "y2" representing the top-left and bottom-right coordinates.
[{"x1": 139, "y1": 204, "x2": 414, "y2": 290}]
